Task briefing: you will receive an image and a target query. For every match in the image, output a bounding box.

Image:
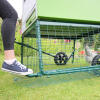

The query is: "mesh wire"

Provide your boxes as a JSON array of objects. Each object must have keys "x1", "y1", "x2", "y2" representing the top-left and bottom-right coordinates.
[
  {"x1": 22, "y1": 22, "x2": 100, "y2": 74},
  {"x1": 23, "y1": 37, "x2": 39, "y2": 73}
]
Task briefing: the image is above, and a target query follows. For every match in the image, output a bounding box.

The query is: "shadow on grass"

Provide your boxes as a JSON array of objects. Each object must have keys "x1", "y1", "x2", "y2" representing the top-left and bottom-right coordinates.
[{"x1": 13, "y1": 71, "x2": 99, "y2": 88}]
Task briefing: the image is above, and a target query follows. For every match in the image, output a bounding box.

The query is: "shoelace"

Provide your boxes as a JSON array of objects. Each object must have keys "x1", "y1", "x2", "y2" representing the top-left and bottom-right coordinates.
[{"x1": 15, "y1": 61, "x2": 27, "y2": 70}]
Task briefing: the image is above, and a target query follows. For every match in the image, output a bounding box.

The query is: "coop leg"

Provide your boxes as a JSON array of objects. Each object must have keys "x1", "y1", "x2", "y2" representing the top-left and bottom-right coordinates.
[
  {"x1": 72, "y1": 40, "x2": 76, "y2": 63},
  {"x1": 36, "y1": 20, "x2": 44, "y2": 74},
  {"x1": 21, "y1": 36, "x2": 24, "y2": 64}
]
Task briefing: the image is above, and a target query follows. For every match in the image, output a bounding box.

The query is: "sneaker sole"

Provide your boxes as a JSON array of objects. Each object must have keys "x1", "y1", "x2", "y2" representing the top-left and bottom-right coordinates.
[{"x1": 1, "y1": 68, "x2": 33, "y2": 76}]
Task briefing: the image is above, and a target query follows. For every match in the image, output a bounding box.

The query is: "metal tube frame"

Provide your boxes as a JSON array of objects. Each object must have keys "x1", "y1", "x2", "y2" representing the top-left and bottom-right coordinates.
[
  {"x1": 19, "y1": 20, "x2": 100, "y2": 77},
  {"x1": 36, "y1": 20, "x2": 44, "y2": 75},
  {"x1": 21, "y1": 36, "x2": 24, "y2": 64}
]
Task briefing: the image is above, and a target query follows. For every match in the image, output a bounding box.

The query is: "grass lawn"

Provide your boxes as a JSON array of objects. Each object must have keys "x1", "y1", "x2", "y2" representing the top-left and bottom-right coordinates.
[{"x1": 0, "y1": 54, "x2": 100, "y2": 100}]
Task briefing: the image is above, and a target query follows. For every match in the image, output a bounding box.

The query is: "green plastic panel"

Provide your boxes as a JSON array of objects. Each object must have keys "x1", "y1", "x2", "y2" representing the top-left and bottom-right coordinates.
[{"x1": 37, "y1": 0, "x2": 100, "y2": 23}]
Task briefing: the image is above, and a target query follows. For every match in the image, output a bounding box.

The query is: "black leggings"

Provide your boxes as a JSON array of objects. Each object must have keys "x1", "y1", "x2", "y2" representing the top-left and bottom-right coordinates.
[{"x1": 0, "y1": 0, "x2": 18, "y2": 50}]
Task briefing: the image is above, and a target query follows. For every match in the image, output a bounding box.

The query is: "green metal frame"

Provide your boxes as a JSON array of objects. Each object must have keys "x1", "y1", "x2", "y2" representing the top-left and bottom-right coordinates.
[
  {"x1": 21, "y1": 36, "x2": 24, "y2": 64},
  {"x1": 36, "y1": 20, "x2": 44, "y2": 75},
  {"x1": 20, "y1": 20, "x2": 100, "y2": 77}
]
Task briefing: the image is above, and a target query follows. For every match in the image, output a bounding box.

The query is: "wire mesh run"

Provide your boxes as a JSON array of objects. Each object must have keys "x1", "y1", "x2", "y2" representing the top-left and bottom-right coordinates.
[
  {"x1": 22, "y1": 37, "x2": 40, "y2": 73},
  {"x1": 22, "y1": 21, "x2": 100, "y2": 75}
]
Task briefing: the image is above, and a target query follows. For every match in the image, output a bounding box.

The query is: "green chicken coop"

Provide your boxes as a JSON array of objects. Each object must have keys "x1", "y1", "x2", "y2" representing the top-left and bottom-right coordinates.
[{"x1": 19, "y1": 0, "x2": 100, "y2": 77}]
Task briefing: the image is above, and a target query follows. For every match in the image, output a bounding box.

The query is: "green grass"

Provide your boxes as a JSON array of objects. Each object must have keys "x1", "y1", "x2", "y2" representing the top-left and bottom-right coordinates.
[{"x1": 0, "y1": 54, "x2": 100, "y2": 100}]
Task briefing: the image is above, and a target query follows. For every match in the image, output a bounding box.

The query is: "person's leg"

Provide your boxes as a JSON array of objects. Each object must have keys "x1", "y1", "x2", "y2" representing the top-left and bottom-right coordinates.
[
  {"x1": 0, "y1": 0, "x2": 17, "y2": 61},
  {"x1": 0, "y1": 0, "x2": 33, "y2": 75},
  {"x1": 4, "y1": 50, "x2": 15, "y2": 61}
]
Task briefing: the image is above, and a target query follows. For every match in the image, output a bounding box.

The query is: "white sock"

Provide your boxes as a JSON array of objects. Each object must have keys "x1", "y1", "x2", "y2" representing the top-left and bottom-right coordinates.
[{"x1": 4, "y1": 58, "x2": 16, "y2": 65}]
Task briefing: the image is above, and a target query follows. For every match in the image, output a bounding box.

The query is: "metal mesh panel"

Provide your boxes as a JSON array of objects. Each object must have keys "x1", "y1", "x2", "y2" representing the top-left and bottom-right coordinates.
[
  {"x1": 39, "y1": 23, "x2": 100, "y2": 72},
  {"x1": 23, "y1": 37, "x2": 39, "y2": 73},
  {"x1": 22, "y1": 21, "x2": 100, "y2": 76},
  {"x1": 41, "y1": 39, "x2": 88, "y2": 71}
]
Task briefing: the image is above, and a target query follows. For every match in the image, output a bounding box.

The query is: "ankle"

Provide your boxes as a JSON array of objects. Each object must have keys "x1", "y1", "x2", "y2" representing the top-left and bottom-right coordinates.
[
  {"x1": 4, "y1": 50, "x2": 15, "y2": 60},
  {"x1": 4, "y1": 58, "x2": 16, "y2": 65}
]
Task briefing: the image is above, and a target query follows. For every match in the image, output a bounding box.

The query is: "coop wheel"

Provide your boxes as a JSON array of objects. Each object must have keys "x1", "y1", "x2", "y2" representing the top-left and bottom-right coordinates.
[
  {"x1": 54, "y1": 52, "x2": 68, "y2": 65},
  {"x1": 91, "y1": 55, "x2": 100, "y2": 76}
]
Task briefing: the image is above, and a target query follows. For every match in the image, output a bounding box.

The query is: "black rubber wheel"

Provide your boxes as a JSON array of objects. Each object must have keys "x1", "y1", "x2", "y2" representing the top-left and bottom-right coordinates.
[
  {"x1": 91, "y1": 55, "x2": 100, "y2": 76},
  {"x1": 54, "y1": 52, "x2": 68, "y2": 65},
  {"x1": 92, "y1": 55, "x2": 100, "y2": 65}
]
